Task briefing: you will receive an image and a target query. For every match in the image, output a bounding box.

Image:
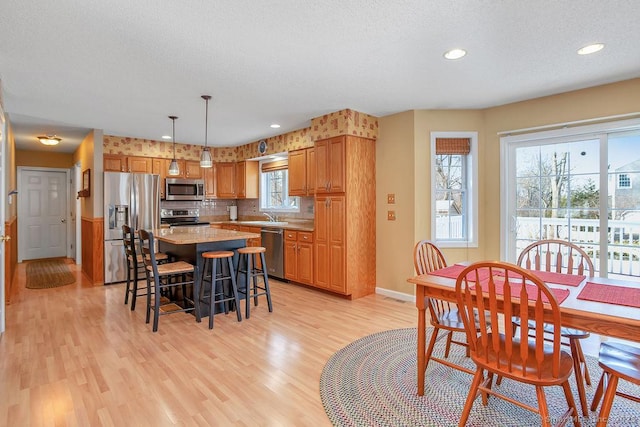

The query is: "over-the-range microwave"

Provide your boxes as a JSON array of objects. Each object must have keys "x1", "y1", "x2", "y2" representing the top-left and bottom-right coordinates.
[{"x1": 165, "y1": 178, "x2": 205, "y2": 201}]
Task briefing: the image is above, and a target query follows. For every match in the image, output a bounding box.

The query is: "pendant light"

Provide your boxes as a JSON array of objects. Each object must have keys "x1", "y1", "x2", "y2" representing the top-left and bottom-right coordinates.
[
  {"x1": 167, "y1": 115, "x2": 180, "y2": 176},
  {"x1": 200, "y1": 95, "x2": 213, "y2": 168}
]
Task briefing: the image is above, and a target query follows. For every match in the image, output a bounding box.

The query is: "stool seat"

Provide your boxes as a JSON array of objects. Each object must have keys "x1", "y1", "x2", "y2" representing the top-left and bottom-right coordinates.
[
  {"x1": 237, "y1": 246, "x2": 266, "y2": 254},
  {"x1": 202, "y1": 250, "x2": 235, "y2": 259}
]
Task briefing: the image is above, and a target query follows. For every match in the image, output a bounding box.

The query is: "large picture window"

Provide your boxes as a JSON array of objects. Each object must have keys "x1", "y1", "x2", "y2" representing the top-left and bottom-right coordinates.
[
  {"x1": 501, "y1": 118, "x2": 640, "y2": 278},
  {"x1": 430, "y1": 132, "x2": 478, "y2": 247}
]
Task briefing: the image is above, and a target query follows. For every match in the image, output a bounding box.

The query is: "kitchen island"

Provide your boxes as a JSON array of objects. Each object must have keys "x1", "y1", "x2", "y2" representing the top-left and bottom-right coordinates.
[{"x1": 154, "y1": 226, "x2": 261, "y2": 317}]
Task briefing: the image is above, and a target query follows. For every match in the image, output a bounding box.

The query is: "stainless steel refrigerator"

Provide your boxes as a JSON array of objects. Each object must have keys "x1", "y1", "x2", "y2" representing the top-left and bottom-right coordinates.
[{"x1": 104, "y1": 172, "x2": 160, "y2": 284}]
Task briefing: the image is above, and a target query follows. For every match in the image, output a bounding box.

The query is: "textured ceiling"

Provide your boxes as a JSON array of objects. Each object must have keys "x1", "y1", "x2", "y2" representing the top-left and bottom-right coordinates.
[{"x1": 1, "y1": 1, "x2": 639, "y2": 153}]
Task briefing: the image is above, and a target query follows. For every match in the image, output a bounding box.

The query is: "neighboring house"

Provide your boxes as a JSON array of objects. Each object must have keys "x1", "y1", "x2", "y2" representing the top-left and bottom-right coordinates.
[{"x1": 611, "y1": 158, "x2": 640, "y2": 219}]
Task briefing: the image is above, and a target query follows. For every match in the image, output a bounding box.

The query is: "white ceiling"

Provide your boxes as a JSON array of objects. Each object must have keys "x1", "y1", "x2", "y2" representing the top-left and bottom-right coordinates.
[{"x1": 1, "y1": 1, "x2": 639, "y2": 153}]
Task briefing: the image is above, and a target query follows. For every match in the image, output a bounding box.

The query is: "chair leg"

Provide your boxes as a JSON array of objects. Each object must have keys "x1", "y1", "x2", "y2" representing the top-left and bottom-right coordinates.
[
  {"x1": 208, "y1": 259, "x2": 216, "y2": 330},
  {"x1": 596, "y1": 374, "x2": 618, "y2": 427},
  {"x1": 252, "y1": 255, "x2": 260, "y2": 307},
  {"x1": 536, "y1": 386, "x2": 551, "y2": 427},
  {"x1": 227, "y1": 257, "x2": 242, "y2": 322},
  {"x1": 244, "y1": 254, "x2": 251, "y2": 319},
  {"x1": 124, "y1": 263, "x2": 132, "y2": 305},
  {"x1": 193, "y1": 267, "x2": 201, "y2": 324},
  {"x1": 444, "y1": 331, "x2": 454, "y2": 358},
  {"x1": 570, "y1": 338, "x2": 589, "y2": 416},
  {"x1": 260, "y1": 253, "x2": 273, "y2": 312},
  {"x1": 152, "y1": 280, "x2": 161, "y2": 332},
  {"x1": 458, "y1": 369, "x2": 483, "y2": 427},
  {"x1": 130, "y1": 266, "x2": 139, "y2": 311},
  {"x1": 145, "y1": 276, "x2": 152, "y2": 324},
  {"x1": 561, "y1": 379, "x2": 582, "y2": 427},
  {"x1": 575, "y1": 339, "x2": 591, "y2": 385},
  {"x1": 590, "y1": 372, "x2": 606, "y2": 412},
  {"x1": 424, "y1": 327, "x2": 440, "y2": 373}
]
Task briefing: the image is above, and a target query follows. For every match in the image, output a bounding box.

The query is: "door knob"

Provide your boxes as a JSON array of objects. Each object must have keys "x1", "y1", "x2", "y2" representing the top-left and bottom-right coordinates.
[
  {"x1": 0, "y1": 235, "x2": 11, "y2": 242},
  {"x1": 61, "y1": 219, "x2": 66, "y2": 223}
]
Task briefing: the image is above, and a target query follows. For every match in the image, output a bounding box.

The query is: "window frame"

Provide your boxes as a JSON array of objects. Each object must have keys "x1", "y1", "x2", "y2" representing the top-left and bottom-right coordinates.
[
  {"x1": 258, "y1": 162, "x2": 300, "y2": 213},
  {"x1": 430, "y1": 131, "x2": 478, "y2": 248}
]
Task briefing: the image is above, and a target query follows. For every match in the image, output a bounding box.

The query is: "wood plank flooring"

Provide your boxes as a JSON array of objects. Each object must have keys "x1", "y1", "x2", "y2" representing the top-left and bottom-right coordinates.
[{"x1": 0, "y1": 260, "x2": 416, "y2": 426}]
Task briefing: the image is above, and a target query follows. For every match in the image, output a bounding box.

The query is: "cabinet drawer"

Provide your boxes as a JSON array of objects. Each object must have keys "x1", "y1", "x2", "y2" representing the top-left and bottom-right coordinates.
[
  {"x1": 284, "y1": 230, "x2": 298, "y2": 241},
  {"x1": 298, "y1": 231, "x2": 313, "y2": 243}
]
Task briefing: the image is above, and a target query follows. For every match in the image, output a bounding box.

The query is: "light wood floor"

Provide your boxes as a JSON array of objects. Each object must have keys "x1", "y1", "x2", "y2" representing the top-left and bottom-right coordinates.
[{"x1": 0, "y1": 260, "x2": 416, "y2": 426}]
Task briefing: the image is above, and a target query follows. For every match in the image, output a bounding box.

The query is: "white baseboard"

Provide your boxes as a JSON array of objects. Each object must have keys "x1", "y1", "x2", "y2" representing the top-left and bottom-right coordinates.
[{"x1": 375, "y1": 286, "x2": 415, "y2": 303}]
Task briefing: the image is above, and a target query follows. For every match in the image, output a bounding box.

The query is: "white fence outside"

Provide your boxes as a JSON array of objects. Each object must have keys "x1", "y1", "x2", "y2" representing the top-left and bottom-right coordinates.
[{"x1": 516, "y1": 217, "x2": 640, "y2": 277}]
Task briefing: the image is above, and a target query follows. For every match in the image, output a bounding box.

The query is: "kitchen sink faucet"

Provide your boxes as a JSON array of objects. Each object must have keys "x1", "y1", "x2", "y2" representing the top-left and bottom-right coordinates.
[{"x1": 263, "y1": 212, "x2": 277, "y2": 222}]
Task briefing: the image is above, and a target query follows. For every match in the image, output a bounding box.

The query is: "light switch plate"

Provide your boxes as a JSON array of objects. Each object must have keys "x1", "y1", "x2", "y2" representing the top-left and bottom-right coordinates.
[
  {"x1": 387, "y1": 193, "x2": 395, "y2": 204},
  {"x1": 387, "y1": 210, "x2": 396, "y2": 221}
]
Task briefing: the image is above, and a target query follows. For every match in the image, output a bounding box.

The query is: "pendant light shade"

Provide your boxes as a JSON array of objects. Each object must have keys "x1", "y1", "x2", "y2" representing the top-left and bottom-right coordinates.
[
  {"x1": 200, "y1": 95, "x2": 213, "y2": 168},
  {"x1": 168, "y1": 115, "x2": 180, "y2": 176}
]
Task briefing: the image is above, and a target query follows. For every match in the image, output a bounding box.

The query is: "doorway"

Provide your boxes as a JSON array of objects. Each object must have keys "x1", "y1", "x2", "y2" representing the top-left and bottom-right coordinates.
[
  {"x1": 501, "y1": 119, "x2": 640, "y2": 279},
  {"x1": 17, "y1": 167, "x2": 70, "y2": 261}
]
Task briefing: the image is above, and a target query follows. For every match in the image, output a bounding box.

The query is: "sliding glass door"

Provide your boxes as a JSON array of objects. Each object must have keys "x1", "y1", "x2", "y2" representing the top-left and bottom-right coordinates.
[{"x1": 502, "y1": 119, "x2": 640, "y2": 279}]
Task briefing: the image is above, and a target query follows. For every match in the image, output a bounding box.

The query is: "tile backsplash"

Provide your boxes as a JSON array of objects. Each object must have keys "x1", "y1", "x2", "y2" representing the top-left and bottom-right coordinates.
[{"x1": 161, "y1": 196, "x2": 314, "y2": 221}]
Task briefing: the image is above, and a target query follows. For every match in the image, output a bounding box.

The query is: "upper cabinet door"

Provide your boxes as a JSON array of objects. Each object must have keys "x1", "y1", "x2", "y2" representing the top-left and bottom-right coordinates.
[
  {"x1": 315, "y1": 136, "x2": 345, "y2": 194},
  {"x1": 104, "y1": 154, "x2": 127, "y2": 172},
  {"x1": 184, "y1": 160, "x2": 202, "y2": 179},
  {"x1": 216, "y1": 162, "x2": 236, "y2": 198},
  {"x1": 203, "y1": 164, "x2": 216, "y2": 199},
  {"x1": 128, "y1": 156, "x2": 153, "y2": 173},
  {"x1": 288, "y1": 149, "x2": 307, "y2": 196}
]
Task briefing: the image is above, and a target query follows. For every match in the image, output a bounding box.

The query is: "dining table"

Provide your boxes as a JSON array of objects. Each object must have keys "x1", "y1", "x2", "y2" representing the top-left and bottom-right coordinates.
[
  {"x1": 407, "y1": 263, "x2": 640, "y2": 396},
  {"x1": 154, "y1": 226, "x2": 261, "y2": 317}
]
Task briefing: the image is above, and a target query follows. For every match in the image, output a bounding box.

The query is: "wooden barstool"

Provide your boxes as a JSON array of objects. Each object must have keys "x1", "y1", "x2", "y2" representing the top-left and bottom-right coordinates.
[
  {"x1": 236, "y1": 246, "x2": 273, "y2": 319},
  {"x1": 590, "y1": 342, "x2": 640, "y2": 426},
  {"x1": 199, "y1": 250, "x2": 242, "y2": 329}
]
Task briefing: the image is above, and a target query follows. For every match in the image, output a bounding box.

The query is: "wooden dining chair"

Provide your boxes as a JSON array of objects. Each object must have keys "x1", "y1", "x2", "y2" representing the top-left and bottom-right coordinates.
[
  {"x1": 590, "y1": 342, "x2": 640, "y2": 427},
  {"x1": 516, "y1": 239, "x2": 594, "y2": 415},
  {"x1": 456, "y1": 261, "x2": 581, "y2": 427},
  {"x1": 413, "y1": 240, "x2": 474, "y2": 375},
  {"x1": 138, "y1": 229, "x2": 201, "y2": 332},
  {"x1": 122, "y1": 224, "x2": 168, "y2": 311}
]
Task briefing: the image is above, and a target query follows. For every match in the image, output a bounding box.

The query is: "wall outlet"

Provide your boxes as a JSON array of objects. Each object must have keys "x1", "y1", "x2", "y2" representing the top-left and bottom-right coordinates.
[
  {"x1": 387, "y1": 193, "x2": 395, "y2": 204},
  {"x1": 387, "y1": 210, "x2": 396, "y2": 221}
]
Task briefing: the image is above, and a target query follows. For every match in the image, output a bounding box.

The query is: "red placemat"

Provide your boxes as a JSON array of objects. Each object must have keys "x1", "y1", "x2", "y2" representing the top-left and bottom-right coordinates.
[
  {"x1": 428, "y1": 264, "x2": 491, "y2": 281},
  {"x1": 526, "y1": 270, "x2": 585, "y2": 287},
  {"x1": 473, "y1": 280, "x2": 570, "y2": 304},
  {"x1": 577, "y1": 282, "x2": 640, "y2": 308}
]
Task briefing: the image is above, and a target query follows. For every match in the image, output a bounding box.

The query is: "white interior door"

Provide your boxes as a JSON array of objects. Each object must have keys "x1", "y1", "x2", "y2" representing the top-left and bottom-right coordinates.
[{"x1": 18, "y1": 168, "x2": 69, "y2": 261}]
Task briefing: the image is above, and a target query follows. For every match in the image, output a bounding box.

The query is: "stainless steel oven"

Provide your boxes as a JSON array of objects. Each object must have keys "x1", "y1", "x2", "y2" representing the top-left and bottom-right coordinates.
[{"x1": 165, "y1": 178, "x2": 205, "y2": 201}]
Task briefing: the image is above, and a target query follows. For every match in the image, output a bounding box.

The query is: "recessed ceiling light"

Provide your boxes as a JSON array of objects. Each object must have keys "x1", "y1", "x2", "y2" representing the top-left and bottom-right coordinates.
[
  {"x1": 443, "y1": 48, "x2": 467, "y2": 60},
  {"x1": 270, "y1": 124, "x2": 281, "y2": 129},
  {"x1": 577, "y1": 43, "x2": 604, "y2": 55},
  {"x1": 162, "y1": 135, "x2": 172, "y2": 139}
]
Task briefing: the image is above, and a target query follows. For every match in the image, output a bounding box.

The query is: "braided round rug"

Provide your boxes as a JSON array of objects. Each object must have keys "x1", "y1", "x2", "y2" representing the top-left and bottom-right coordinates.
[{"x1": 320, "y1": 328, "x2": 640, "y2": 427}]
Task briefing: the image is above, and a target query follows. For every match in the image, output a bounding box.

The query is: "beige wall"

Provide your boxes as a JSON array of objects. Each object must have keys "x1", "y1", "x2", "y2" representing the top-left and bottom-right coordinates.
[
  {"x1": 376, "y1": 78, "x2": 640, "y2": 296},
  {"x1": 15, "y1": 150, "x2": 74, "y2": 169},
  {"x1": 73, "y1": 130, "x2": 103, "y2": 218}
]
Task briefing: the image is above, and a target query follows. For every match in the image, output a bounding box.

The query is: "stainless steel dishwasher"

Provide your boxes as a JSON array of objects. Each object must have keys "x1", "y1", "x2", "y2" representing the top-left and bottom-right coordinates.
[{"x1": 261, "y1": 227, "x2": 284, "y2": 279}]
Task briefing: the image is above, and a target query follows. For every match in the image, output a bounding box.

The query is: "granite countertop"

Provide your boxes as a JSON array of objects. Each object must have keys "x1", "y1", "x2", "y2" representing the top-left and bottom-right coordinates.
[
  {"x1": 153, "y1": 227, "x2": 260, "y2": 245},
  {"x1": 205, "y1": 218, "x2": 314, "y2": 232}
]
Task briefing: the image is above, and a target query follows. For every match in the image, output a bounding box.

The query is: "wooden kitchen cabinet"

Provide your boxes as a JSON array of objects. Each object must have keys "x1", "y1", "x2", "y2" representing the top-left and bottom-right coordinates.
[
  {"x1": 128, "y1": 156, "x2": 153, "y2": 173},
  {"x1": 288, "y1": 147, "x2": 315, "y2": 196},
  {"x1": 203, "y1": 164, "x2": 216, "y2": 198},
  {"x1": 152, "y1": 158, "x2": 168, "y2": 199},
  {"x1": 185, "y1": 160, "x2": 202, "y2": 179},
  {"x1": 284, "y1": 230, "x2": 314, "y2": 286},
  {"x1": 216, "y1": 162, "x2": 236, "y2": 198},
  {"x1": 314, "y1": 135, "x2": 375, "y2": 298},
  {"x1": 104, "y1": 154, "x2": 127, "y2": 172},
  {"x1": 315, "y1": 136, "x2": 345, "y2": 194},
  {"x1": 236, "y1": 161, "x2": 259, "y2": 199},
  {"x1": 216, "y1": 161, "x2": 258, "y2": 199},
  {"x1": 314, "y1": 196, "x2": 345, "y2": 292}
]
